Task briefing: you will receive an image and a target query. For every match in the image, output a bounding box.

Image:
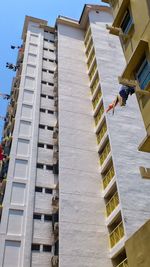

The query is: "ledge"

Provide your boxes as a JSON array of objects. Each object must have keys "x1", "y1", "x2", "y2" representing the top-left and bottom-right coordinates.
[{"x1": 138, "y1": 135, "x2": 150, "y2": 153}]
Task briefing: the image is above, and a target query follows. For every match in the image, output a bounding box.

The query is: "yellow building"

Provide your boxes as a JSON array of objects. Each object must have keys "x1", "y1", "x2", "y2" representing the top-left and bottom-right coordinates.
[
  {"x1": 102, "y1": 0, "x2": 150, "y2": 266},
  {"x1": 102, "y1": 0, "x2": 150, "y2": 154}
]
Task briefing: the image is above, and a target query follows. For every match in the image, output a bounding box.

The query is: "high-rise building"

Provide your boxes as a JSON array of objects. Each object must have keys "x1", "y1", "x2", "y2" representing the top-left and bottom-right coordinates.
[
  {"x1": 102, "y1": 1, "x2": 150, "y2": 266},
  {"x1": 0, "y1": 4, "x2": 150, "y2": 267}
]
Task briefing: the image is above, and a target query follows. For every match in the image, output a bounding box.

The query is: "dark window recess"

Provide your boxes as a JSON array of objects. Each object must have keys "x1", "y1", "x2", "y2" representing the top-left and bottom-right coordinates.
[
  {"x1": 48, "y1": 82, "x2": 54, "y2": 86},
  {"x1": 48, "y1": 110, "x2": 54, "y2": 114},
  {"x1": 96, "y1": 11, "x2": 99, "y2": 13},
  {"x1": 44, "y1": 38, "x2": 48, "y2": 41},
  {"x1": 44, "y1": 214, "x2": 52, "y2": 221},
  {"x1": 50, "y1": 40, "x2": 54, "y2": 43},
  {"x1": 37, "y1": 163, "x2": 44, "y2": 169},
  {"x1": 39, "y1": 124, "x2": 45, "y2": 129},
  {"x1": 46, "y1": 144, "x2": 53, "y2": 149},
  {"x1": 43, "y1": 48, "x2": 48, "y2": 51},
  {"x1": 41, "y1": 94, "x2": 46, "y2": 98},
  {"x1": 49, "y1": 49, "x2": 54, "y2": 52},
  {"x1": 42, "y1": 69, "x2": 47, "y2": 72},
  {"x1": 31, "y1": 244, "x2": 40, "y2": 251},
  {"x1": 120, "y1": 8, "x2": 133, "y2": 34},
  {"x1": 45, "y1": 188, "x2": 53, "y2": 194},
  {"x1": 48, "y1": 95, "x2": 54, "y2": 100},
  {"x1": 49, "y1": 59, "x2": 55, "y2": 63},
  {"x1": 46, "y1": 165, "x2": 53, "y2": 170},
  {"x1": 47, "y1": 126, "x2": 54, "y2": 131},
  {"x1": 49, "y1": 70, "x2": 54, "y2": 74},
  {"x1": 43, "y1": 58, "x2": 47, "y2": 61},
  {"x1": 136, "y1": 57, "x2": 150, "y2": 90},
  {"x1": 41, "y1": 81, "x2": 47, "y2": 85},
  {"x1": 35, "y1": 186, "x2": 43, "y2": 193},
  {"x1": 38, "y1": 143, "x2": 44, "y2": 148},
  {"x1": 33, "y1": 213, "x2": 41, "y2": 220},
  {"x1": 54, "y1": 240, "x2": 59, "y2": 256},
  {"x1": 43, "y1": 245, "x2": 52, "y2": 252},
  {"x1": 40, "y1": 108, "x2": 46, "y2": 113}
]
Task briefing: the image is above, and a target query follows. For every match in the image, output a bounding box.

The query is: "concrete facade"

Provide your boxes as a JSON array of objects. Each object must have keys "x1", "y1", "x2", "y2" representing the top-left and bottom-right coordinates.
[{"x1": 0, "y1": 4, "x2": 150, "y2": 267}]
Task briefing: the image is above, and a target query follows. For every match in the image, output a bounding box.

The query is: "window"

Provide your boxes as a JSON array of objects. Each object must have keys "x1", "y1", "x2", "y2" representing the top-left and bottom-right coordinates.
[
  {"x1": 38, "y1": 143, "x2": 44, "y2": 148},
  {"x1": 37, "y1": 163, "x2": 44, "y2": 169},
  {"x1": 48, "y1": 95, "x2": 54, "y2": 100},
  {"x1": 50, "y1": 40, "x2": 54, "y2": 43},
  {"x1": 43, "y1": 48, "x2": 48, "y2": 51},
  {"x1": 42, "y1": 69, "x2": 47, "y2": 72},
  {"x1": 43, "y1": 245, "x2": 52, "y2": 252},
  {"x1": 48, "y1": 110, "x2": 54, "y2": 114},
  {"x1": 136, "y1": 57, "x2": 150, "y2": 90},
  {"x1": 40, "y1": 108, "x2": 46, "y2": 113},
  {"x1": 31, "y1": 244, "x2": 40, "y2": 251},
  {"x1": 35, "y1": 186, "x2": 43, "y2": 192},
  {"x1": 41, "y1": 94, "x2": 46, "y2": 98},
  {"x1": 41, "y1": 81, "x2": 47, "y2": 85},
  {"x1": 45, "y1": 188, "x2": 53, "y2": 194},
  {"x1": 44, "y1": 214, "x2": 52, "y2": 221},
  {"x1": 120, "y1": 8, "x2": 133, "y2": 34},
  {"x1": 48, "y1": 82, "x2": 54, "y2": 86},
  {"x1": 49, "y1": 49, "x2": 54, "y2": 52},
  {"x1": 46, "y1": 144, "x2": 53, "y2": 149},
  {"x1": 43, "y1": 58, "x2": 47, "y2": 61},
  {"x1": 49, "y1": 59, "x2": 55, "y2": 63},
  {"x1": 33, "y1": 213, "x2": 41, "y2": 220},
  {"x1": 44, "y1": 38, "x2": 48, "y2": 42},
  {"x1": 47, "y1": 126, "x2": 54, "y2": 131},
  {"x1": 46, "y1": 165, "x2": 53, "y2": 170},
  {"x1": 39, "y1": 124, "x2": 45, "y2": 129}
]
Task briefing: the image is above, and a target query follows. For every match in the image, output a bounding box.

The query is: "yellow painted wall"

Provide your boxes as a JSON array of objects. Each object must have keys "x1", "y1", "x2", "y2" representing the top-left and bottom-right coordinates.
[{"x1": 125, "y1": 220, "x2": 150, "y2": 267}]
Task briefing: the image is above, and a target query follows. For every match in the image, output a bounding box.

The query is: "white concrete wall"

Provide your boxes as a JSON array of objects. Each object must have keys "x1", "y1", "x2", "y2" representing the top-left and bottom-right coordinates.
[{"x1": 58, "y1": 20, "x2": 112, "y2": 267}]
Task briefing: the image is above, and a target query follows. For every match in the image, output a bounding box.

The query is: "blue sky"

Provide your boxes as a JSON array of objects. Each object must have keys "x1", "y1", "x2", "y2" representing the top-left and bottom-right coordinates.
[{"x1": 0, "y1": 0, "x2": 106, "y2": 137}]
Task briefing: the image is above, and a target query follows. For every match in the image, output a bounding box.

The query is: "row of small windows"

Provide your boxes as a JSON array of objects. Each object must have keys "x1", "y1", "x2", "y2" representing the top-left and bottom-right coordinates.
[
  {"x1": 44, "y1": 38, "x2": 54, "y2": 43},
  {"x1": 42, "y1": 69, "x2": 54, "y2": 74},
  {"x1": 43, "y1": 57, "x2": 55, "y2": 63},
  {"x1": 35, "y1": 186, "x2": 53, "y2": 194},
  {"x1": 40, "y1": 108, "x2": 54, "y2": 114},
  {"x1": 44, "y1": 30, "x2": 54, "y2": 34},
  {"x1": 41, "y1": 80, "x2": 54, "y2": 86},
  {"x1": 33, "y1": 213, "x2": 52, "y2": 221},
  {"x1": 41, "y1": 93, "x2": 54, "y2": 99},
  {"x1": 39, "y1": 124, "x2": 53, "y2": 131},
  {"x1": 38, "y1": 143, "x2": 53, "y2": 149},
  {"x1": 37, "y1": 163, "x2": 53, "y2": 170},
  {"x1": 43, "y1": 47, "x2": 54, "y2": 53},
  {"x1": 32, "y1": 243, "x2": 52, "y2": 252}
]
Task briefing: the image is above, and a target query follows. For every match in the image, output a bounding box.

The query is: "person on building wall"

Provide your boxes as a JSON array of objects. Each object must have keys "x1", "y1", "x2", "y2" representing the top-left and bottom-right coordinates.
[{"x1": 106, "y1": 85, "x2": 135, "y2": 114}]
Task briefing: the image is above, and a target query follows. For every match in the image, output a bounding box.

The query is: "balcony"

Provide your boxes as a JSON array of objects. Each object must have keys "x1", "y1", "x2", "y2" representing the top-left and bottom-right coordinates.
[
  {"x1": 96, "y1": 122, "x2": 107, "y2": 144},
  {"x1": 102, "y1": 165, "x2": 115, "y2": 190},
  {"x1": 116, "y1": 258, "x2": 128, "y2": 267},
  {"x1": 89, "y1": 63, "x2": 97, "y2": 81},
  {"x1": 109, "y1": 221, "x2": 124, "y2": 248},
  {"x1": 85, "y1": 38, "x2": 93, "y2": 58},
  {"x1": 90, "y1": 75, "x2": 99, "y2": 95},
  {"x1": 92, "y1": 90, "x2": 102, "y2": 110},
  {"x1": 87, "y1": 49, "x2": 95, "y2": 69},
  {"x1": 94, "y1": 105, "x2": 104, "y2": 126},
  {"x1": 99, "y1": 141, "x2": 111, "y2": 165},
  {"x1": 106, "y1": 191, "x2": 119, "y2": 217},
  {"x1": 84, "y1": 27, "x2": 91, "y2": 47}
]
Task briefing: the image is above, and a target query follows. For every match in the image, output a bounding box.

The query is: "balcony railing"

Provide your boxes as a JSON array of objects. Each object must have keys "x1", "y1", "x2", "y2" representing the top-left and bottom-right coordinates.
[
  {"x1": 84, "y1": 27, "x2": 91, "y2": 47},
  {"x1": 106, "y1": 191, "x2": 119, "y2": 217},
  {"x1": 94, "y1": 105, "x2": 104, "y2": 126},
  {"x1": 102, "y1": 165, "x2": 115, "y2": 189},
  {"x1": 87, "y1": 50, "x2": 95, "y2": 69},
  {"x1": 96, "y1": 122, "x2": 107, "y2": 144},
  {"x1": 92, "y1": 90, "x2": 102, "y2": 110},
  {"x1": 86, "y1": 39, "x2": 93, "y2": 57},
  {"x1": 99, "y1": 141, "x2": 111, "y2": 165},
  {"x1": 109, "y1": 221, "x2": 124, "y2": 248},
  {"x1": 117, "y1": 258, "x2": 128, "y2": 267},
  {"x1": 89, "y1": 63, "x2": 97, "y2": 81},
  {"x1": 90, "y1": 75, "x2": 99, "y2": 94}
]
